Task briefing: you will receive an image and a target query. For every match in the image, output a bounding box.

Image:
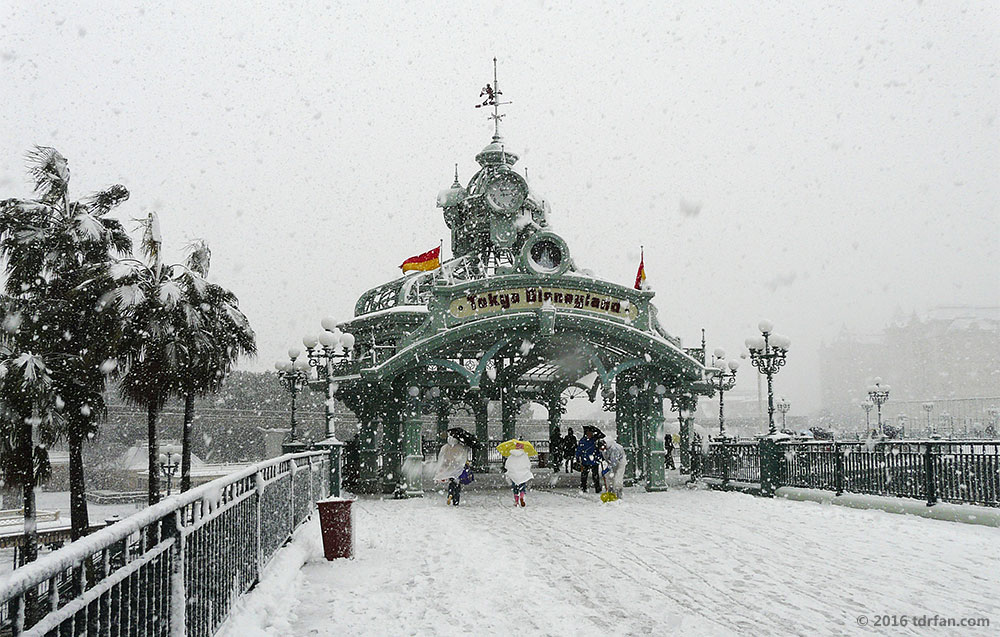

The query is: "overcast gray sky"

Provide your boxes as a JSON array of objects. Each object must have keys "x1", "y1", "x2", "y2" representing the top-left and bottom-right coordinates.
[{"x1": 2, "y1": 1, "x2": 997, "y2": 413}]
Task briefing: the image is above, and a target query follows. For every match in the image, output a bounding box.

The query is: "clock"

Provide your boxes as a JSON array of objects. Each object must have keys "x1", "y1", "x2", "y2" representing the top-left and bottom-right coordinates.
[{"x1": 484, "y1": 171, "x2": 528, "y2": 215}]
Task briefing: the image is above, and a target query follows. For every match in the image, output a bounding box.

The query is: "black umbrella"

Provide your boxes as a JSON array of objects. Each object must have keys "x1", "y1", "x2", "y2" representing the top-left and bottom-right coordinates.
[
  {"x1": 583, "y1": 425, "x2": 606, "y2": 439},
  {"x1": 447, "y1": 427, "x2": 478, "y2": 449}
]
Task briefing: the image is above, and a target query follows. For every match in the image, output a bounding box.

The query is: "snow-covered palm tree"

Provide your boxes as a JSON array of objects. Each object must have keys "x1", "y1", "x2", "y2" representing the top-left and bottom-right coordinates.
[
  {"x1": 115, "y1": 212, "x2": 193, "y2": 505},
  {"x1": 175, "y1": 241, "x2": 256, "y2": 492},
  {"x1": 0, "y1": 147, "x2": 132, "y2": 543}
]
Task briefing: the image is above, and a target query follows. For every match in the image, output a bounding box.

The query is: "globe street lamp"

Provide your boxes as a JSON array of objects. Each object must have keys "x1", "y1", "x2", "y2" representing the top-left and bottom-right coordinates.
[
  {"x1": 301, "y1": 318, "x2": 356, "y2": 441},
  {"x1": 275, "y1": 347, "x2": 311, "y2": 446},
  {"x1": 866, "y1": 377, "x2": 890, "y2": 437},
  {"x1": 860, "y1": 400, "x2": 874, "y2": 435},
  {"x1": 745, "y1": 320, "x2": 791, "y2": 435},
  {"x1": 709, "y1": 348, "x2": 739, "y2": 438},
  {"x1": 940, "y1": 411, "x2": 953, "y2": 439},
  {"x1": 775, "y1": 397, "x2": 791, "y2": 431},
  {"x1": 158, "y1": 452, "x2": 181, "y2": 496},
  {"x1": 922, "y1": 402, "x2": 934, "y2": 436}
]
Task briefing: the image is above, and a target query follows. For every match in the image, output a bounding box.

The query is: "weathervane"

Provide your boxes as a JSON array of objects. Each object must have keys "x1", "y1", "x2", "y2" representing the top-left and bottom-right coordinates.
[{"x1": 476, "y1": 56, "x2": 512, "y2": 140}]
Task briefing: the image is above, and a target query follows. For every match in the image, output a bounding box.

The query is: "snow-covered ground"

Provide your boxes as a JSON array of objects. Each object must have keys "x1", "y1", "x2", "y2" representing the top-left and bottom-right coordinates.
[{"x1": 220, "y1": 487, "x2": 999, "y2": 636}]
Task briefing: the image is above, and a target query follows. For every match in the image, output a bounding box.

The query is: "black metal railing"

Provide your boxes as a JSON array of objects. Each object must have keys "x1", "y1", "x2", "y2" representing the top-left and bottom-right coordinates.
[
  {"x1": 699, "y1": 441, "x2": 761, "y2": 484},
  {"x1": 700, "y1": 439, "x2": 1000, "y2": 507},
  {"x1": 0, "y1": 449, "x2": 337, "y2": 636}
]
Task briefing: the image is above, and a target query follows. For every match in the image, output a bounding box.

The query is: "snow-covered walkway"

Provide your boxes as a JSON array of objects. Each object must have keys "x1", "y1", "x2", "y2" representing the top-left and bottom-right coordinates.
[{"x1": 220, "y1": 487, "x2": 999, "y2": 636}]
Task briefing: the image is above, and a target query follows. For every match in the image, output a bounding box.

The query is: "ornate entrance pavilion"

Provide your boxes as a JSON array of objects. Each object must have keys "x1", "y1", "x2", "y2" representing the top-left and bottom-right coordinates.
[{"x1": 328, "y1": 90, "x2": 712, "y2": 495}]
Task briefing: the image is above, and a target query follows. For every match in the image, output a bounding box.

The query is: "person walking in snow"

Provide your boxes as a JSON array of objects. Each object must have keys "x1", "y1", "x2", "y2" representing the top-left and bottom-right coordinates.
[
  {"x1": 597, "y1": 438, "x2": 627, "y2": 498},
  {"x1": 576, "y1": 428, "x2": 602, "y2": 493},
  {"x1": 562, "y1": 427, "x2": 578, "y2": 472},
  {"x1": 504, "y1": 442, "x2": 534, "y2": 507},
  {"x1": 664, "y1": 432, "x2": 676, "y2": 470},
  {"x1": 434, "y1": 433, "x2": 470, "y2": 506}
]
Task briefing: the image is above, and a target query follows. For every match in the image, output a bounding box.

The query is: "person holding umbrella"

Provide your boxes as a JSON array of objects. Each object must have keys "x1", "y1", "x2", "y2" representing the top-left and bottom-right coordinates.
[
  {"x1": 576, "y1": 425, "x2": 604, "y2": 493},
  {"x1": 497, "y1": 438, "x2": 537, "y2": 507},
  {"x1": 434, "y1": 427, "x2": 474, "y2": 506}
]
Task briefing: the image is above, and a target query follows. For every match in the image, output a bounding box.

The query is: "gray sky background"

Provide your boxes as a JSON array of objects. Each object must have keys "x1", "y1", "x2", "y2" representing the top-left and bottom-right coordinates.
[{"x1": 2, "y1": 1, "x2": 997, "y2": 415}]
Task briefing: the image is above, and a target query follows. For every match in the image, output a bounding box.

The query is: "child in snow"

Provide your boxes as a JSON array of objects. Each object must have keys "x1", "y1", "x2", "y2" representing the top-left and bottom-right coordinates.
[
  {"x1": 597, "y1": 438, "x2": 627, "y2": 498},
  {"x1": 434, "y1": 434, "x2": 470, "y2": 506},
  {"x1": 504, "y1": 443, "x2": 534, "y2": 507}
]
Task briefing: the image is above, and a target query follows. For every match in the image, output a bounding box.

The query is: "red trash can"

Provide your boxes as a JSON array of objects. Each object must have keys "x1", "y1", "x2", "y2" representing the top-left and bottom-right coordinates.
[{"x1": 317, "y1": 497, "x2": 356, "y2": 560}]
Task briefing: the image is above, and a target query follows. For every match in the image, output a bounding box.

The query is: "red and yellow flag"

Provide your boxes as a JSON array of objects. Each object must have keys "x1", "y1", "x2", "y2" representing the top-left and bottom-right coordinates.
[
  {"x1": 634, "y1": 249, "x2": 646, "y2": 290},
  {"x1": 400, "y1": 245, "x2": 441, "y2": 272}
]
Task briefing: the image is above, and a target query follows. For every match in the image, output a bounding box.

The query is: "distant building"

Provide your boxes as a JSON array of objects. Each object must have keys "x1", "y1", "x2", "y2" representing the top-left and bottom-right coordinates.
[{"x1": 819, "y1": 306, "x2": 1000, "y2": 432}]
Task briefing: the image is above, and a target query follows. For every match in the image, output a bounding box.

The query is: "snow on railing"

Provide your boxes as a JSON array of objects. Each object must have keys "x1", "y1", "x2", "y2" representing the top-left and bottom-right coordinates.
[{"x1": 0, "y1": 449, "x2": 336, "y2": 636}]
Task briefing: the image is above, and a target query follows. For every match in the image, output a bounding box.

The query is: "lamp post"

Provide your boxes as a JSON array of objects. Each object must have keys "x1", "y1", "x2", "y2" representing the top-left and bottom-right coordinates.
[
  {"x1": 866, "y1": 377, "x2": 890, "y2": 437},
  {"x1": 860, "y1": 400, "x2": 873, "y2": 435},
  {"x1": 775, "y1": 397, "x2": 790, "y2": 431},
  {"x1": 896, "y1": 413, "x2": 908, "y2": 438},
  {"x1": 744, "y1": 320, "x2": 791, "y2": 435},
  {"x1": 940, "y1": 411, "x2": 953, "y2": 439},
  {"x1": 988, "y1": 406, "x2": 999, "y2": 438},
  {"x1": 158, "y1": 452, "x2": 181, "y2": 496},
  {"x1": 709, "y1": 349, "x2": 739, "y2": 439},
  {"x1": 275, "y1": 347, "x2": 311, "y2": 448},
  {"x1": 301, "y1": 318, "x2": 356, "y2": 441},
  {"x1": 922, "y1": 402, "x2": 934, "y2": 437}
]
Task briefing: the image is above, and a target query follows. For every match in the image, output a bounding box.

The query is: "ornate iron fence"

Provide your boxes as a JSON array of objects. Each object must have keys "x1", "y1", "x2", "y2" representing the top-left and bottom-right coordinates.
[
  {"x1": 0, "y1": 449, "x2": 336, "y2": 636},
  {"x1": 698, "y1": 441, "x2": 761, "y2": 484},
  {"x1": 701, "y1": 439, "x2": 1000, "y2": 507}
]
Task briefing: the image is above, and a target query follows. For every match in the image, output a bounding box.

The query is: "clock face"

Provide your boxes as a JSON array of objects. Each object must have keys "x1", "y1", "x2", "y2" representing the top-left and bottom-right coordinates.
[{"x1": 484, "y1": 172, "x2": 527, "y2": 214}]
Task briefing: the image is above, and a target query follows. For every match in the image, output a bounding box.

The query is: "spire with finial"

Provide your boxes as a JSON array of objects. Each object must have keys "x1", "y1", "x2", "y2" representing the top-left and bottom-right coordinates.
[
  {"x1": 474, "y1": 57, "x2": 519, "y2": 167},
  {"x1": 452, "y1": 163, "x2": 461, "y2": 188},
  {"x1": 476, "y1": 56, "x2": 512, "y2": 143}
]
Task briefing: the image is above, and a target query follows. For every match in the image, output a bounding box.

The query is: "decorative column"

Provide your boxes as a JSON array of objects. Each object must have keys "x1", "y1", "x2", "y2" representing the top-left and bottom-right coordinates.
[
  {"x1": 501, "y1": 384, "x2": 518, "y2": 441},
  {"x1": 547, "y1": 394, "x2": 562, "y2": 471},
  {"x1": 435, "y1": 391, "x2": 450, "y2": 442},
  {"x1": 381, "y1": 397, "x2": 402, "y2": 494},
  {"x1": 472, "y1": 394, "x2": 489, "y2": 472},
  {"x1": 671, "y1": 393, "x2": 697, "y2": 473},
  {"x1": 402, "y1": 385, "x2": 424, "y2": 497},
  {"x1": 357, "y1": 405, "x2": 381, "y2": 495},
  {"x1": 616, "y1": 383, "x2": 637, "y2": 485},
  {"x1": 643, "y1": 385, "x2": 668, "y2": 491}
]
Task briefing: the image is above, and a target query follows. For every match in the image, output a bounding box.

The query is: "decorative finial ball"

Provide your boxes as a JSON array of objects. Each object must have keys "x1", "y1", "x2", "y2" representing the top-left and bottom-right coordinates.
[
  {"x1": 758, "y1": 319, "x2": 774, "y2": 334},
  {"x1": 319, "y1": 331, "x2": 339, "y2": 348}
]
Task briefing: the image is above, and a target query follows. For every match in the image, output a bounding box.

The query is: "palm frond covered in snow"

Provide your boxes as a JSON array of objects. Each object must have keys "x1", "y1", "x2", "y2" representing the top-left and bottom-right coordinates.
[{"x1": 25, "y1": 146, "x2": 70, "y2": 203}]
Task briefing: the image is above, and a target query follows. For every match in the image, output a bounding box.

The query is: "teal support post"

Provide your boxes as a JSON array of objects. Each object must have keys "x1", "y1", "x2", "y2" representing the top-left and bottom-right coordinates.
[
  {"x1": 358, "y1": 413, "x2": 380, "y2": 495},
  {"x1": 402, "y1": 386, "x2": 424, "y2": 497},
  {"x1": 615, "y1": 387, "x2": 637, "y2": 486},
  {"x1": 381, "y1": 401, "x2": 402, "y2": 495},
  {"x1": 436, "y1": 399, "x2": 449, "y2": 442},
  {"x1": 676, "y1": 395, "x2": 695, "y2": 473},
  {"x1": 472, "y1": 396, "x2": 489, "y2": 472},
  {"x1": 313, "y1": 440, "x2": 344, "y2": 497},
  {"x1": 634, "y1": 393, "x2": 648, "y2": 481},
  {"x1": 644, "y1": 390, "x2": 668, "y2": 492},
  {"x1": 547, "y1": 395, "x2": 562, "y2": 471},
  {"x1": 501, "y1": 386, "x2": 517, "y2": 441},
  {"x1": 759, "y1": 437, "x2": 782, "y2": 497}
]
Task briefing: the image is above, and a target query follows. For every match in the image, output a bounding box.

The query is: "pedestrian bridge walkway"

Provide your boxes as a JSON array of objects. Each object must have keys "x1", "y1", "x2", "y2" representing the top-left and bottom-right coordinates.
[{"x1": 219, "y1": 488, "x2": 999, "y2": 636}]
